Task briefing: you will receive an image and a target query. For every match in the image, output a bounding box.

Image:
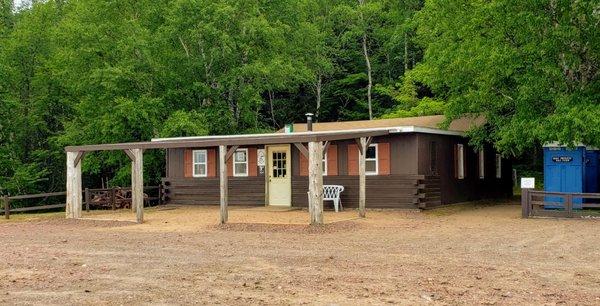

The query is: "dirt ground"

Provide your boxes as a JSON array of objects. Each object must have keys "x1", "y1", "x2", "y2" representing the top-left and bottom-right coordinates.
[{"x1": 0, "y1": 202, "x2": 599, "y2": 305}]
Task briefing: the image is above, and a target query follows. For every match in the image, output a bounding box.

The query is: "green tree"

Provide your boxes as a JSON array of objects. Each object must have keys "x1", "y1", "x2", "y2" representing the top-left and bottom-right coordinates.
[{"x1": 413, "y1": 0, "x2": 600, "y2": 155}]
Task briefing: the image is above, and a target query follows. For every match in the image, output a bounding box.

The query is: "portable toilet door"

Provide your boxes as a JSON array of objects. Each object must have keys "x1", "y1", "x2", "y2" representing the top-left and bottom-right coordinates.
[
  {"x1": 543, "y1": 145, "x2": 585, "y2": 209},
  {"x1": 585, "y1": 149, "x2": 599, "y2": 194}
]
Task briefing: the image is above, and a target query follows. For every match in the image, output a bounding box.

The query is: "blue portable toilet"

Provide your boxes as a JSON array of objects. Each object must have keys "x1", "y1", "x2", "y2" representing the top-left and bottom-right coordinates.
[
  {"x1": 585, "y1": 149, "x2": 599, "y2": 194},
  {"x1": 543, "y1": 144, "x2": 586, "y2": 209}
]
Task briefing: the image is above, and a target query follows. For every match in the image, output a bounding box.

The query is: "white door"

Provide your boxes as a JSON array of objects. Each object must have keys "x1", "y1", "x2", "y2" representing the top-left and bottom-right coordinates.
[{"x1": 267, "y1": 145, "x2": 291, "y2": 206}]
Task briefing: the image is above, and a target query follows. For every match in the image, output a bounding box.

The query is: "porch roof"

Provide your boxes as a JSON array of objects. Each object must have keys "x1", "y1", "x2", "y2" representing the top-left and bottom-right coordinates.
[{"x1": 64, "y1": 128, "x2": 391, "y2": 152}]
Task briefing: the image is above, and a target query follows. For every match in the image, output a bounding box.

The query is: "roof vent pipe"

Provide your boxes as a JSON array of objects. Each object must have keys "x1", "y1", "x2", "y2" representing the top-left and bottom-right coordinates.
[{"x1": 305, "y1": 113, "x2": 314, "y2": 132}]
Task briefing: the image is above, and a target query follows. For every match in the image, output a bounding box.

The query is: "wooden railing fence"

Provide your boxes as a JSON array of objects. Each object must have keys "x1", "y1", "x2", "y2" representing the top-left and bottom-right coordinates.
[
  {"x1": 1, "y1": 185, "x2": 163, "y2": 219},
  {"x1": 521, "y1": 189, "x2": 600, "y2": 218}
]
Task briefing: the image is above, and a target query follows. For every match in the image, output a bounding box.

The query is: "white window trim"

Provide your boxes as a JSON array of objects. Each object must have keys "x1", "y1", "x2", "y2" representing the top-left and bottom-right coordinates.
[
  {"x1": 478, "y1": 149, "x2": 485, "y2": 179},
  {"x1": 366, "y1": 143, "x2": 378, "y2": 176},
  {"x1": 495, "y1": 154, "x2": 502, "y2": 179},
  {"x1": 457, "y1": 144, "x2": 465, "y2": 179},
  {"x1": 322, "y1": 152, "x2": 328, "y2": 176},
  {"x1": 192, "y1": 149, "x2": 208, "y2": 178},
  {"x1": 233, "y1": 148, "x2": 249, "y2": 177}
]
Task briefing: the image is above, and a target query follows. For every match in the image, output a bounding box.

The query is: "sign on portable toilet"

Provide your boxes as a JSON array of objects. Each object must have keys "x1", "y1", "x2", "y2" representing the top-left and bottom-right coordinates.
[{"x1": 543, "y1": 144, "x2": 586, "y2": 209}]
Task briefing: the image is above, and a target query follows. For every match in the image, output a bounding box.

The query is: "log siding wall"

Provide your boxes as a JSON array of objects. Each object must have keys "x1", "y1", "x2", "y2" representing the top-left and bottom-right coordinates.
[{"x1": 163, "y1": 133, "x2": 512, "y2": 209}]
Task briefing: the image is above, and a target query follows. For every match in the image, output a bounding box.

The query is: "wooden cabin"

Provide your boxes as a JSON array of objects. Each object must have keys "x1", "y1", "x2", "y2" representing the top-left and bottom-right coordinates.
[{"x1": 158, "y1": 115, "x2": 512, "y2": 210}]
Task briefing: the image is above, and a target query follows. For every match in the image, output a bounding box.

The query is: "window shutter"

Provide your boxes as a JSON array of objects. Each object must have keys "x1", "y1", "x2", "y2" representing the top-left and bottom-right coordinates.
[
  {"x1": 184, "y1": 149, "x2": 192, "y2": 178},
  {"x1": 347, "y1": 144, "x2": 359, "y2": 175},
  {"x1": 227, "y1": 156, "x2": 233, "y2": 177},
  {"x1": 378, "y1": 142, "x2": 390, "y2": 175},
  {"x1": 248, "y1": 147, "x2": 258, "y2": 176},
  {"x1": 207, "y1": 149, "x2": 216, "y2": 177},
  {"x1": 327, "y1": 145, "x2": 338, "y2": 176},
  {"x1": 299, "y1": 151, "x2": 308, "y2": 176}
]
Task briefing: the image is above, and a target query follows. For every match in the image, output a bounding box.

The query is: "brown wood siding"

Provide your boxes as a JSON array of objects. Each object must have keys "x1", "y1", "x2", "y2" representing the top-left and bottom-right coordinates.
[
  {"x1": 184, "y1": 149, "x2": 192, "y2": 178},
  {"x1": 163, "y1": 177, "x2": 264, "y2": 205},
  {"x1": 378, "y1": 142, "x2": 390, "y2": 175},
  {"x1": 299, "y1": 151, "x2": 308, "y2": 176},
  {"x1": 248, "y1": 147, "x2": 258, "y2": 176},
  {"x1": 416, "y1": 134, "x2": 512, "y2": 206},
  {"x1": 167, "y1": 148, "x2": 185, "y2": 178},
  {"x1": 347, "y1": 144, "x2": 359, "y2": 175},
  {"x1": 291, "y1": 175, "x2": 433, "y2": 209},
  {"x1": 327, "y1": 145, "x2": 338, "y2": 176}
]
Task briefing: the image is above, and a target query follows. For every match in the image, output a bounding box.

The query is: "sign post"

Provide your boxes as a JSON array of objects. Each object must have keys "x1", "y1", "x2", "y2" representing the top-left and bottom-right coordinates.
[{"x1": 520, "y1": 177, "x2": 535, "y2": 218}]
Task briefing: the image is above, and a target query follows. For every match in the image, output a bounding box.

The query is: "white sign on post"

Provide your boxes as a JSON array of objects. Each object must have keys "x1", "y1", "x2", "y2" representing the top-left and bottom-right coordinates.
[
  {"x1": 257, "y1": 149, "x2": 265, "y2": 166},
  {"x1": 520, "y1": 177, "x2": 535, "y2": 189}
]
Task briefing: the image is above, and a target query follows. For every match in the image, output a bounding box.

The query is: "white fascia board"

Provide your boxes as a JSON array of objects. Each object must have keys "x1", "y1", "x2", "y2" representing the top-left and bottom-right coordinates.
[
  {"x1": 151, "y1": 126, "x2": 464, "y2": 142},
  {"x1": 388, "y1": 126, "x2": 465, "y2": 137}
]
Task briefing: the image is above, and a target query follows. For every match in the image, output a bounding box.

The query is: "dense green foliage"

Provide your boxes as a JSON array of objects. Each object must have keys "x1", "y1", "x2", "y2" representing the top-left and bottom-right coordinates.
[{"x1": 0, "y1": 0, "x2": 598, "y2": 195}]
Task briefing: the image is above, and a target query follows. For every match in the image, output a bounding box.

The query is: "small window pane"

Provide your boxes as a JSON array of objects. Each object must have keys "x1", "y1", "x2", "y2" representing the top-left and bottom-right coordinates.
[
  {"x1": 194, "y1": 164, "x2": 206, "y2": 176},
  {"x1": 366, "y1": 161, "x2": 377, "y2": 173},
  {"x1": 366, "y1": 146, "x2": 376, "y2": 159},
  {"x1": 235, "y1": 163, "x2": 246, "y2": 175},
  {"x1": 235, "y1": 151, "x2": 246, "y2": 162},
  {"x1": 194, "y1": 151, "x2": 206, "y2": 163}
]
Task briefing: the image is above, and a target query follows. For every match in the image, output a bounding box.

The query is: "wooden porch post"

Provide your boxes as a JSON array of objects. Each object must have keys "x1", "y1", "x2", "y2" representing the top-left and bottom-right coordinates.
[
  {"x1": 66, "y1": 151, "x2": 83, "y2": 219},
  {"x1": 308, "y1": 141, "x2": 324, "y2": 225},
  {"x1": 219, "y1": 145, "x2": 228, "y2": 224},
  {"x1": 358, "y1": 137, "x2": 366, "y2": 218},
  {"x1": 131, "y1": 148, "x2": 144, "y2": 223}
]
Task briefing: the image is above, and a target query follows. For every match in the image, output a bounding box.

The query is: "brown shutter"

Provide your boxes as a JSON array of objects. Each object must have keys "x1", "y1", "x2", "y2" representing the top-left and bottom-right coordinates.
[
  {"x1": 227, "y1": 156, "x2": 233, "y2": 177},
  {"x1": 207, "y1": 148, "x2": 216, "y2": 177},
  {"x1": 248, "y1": 147, "x2": 258, "y2": 176},
  {"x1": 378, "y1": 142, "x2": 390, "y2": 175},
  {"x1": 327, "y1": 145, "x2": 338, "y2": 176},
  {"x1": 299, "y1": 151, "x2": 308, "y2": 176},
  {"x1": 184, "y1": 149, "x2": 193, "y2": 178},
  {"x1": 347, "y1": 144, "x2": 359, "y2": 175}
]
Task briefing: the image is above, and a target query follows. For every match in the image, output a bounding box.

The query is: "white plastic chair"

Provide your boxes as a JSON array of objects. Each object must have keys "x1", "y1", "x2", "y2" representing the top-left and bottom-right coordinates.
[{"x1": 324, "y1": 185, "x2": 344, "y2": 212}]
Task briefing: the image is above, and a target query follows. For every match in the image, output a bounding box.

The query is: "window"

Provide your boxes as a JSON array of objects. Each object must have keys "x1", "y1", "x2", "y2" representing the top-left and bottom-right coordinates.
[
  {"x1": 193, "y1": 150, "x2": 207, "y2": 177},
  {"x1": 322, "y1": 152, "x2": 328, "y2": 176},
  {"x1": 478, "y1": 149, "x2": 485, "y2": 179},
  {"x1": 495, "y1": 154, "x2": 502, "y2": 178},
  {"x1": 457, "y1": 144, "x2": 465, "y2": 179},
  {"x1": 233, "y1": 148, "x2": 248, "y2": 177},
  {"x1": 366, "y1": 144, "x2": 378, "y2": 175},
  {"x1": 430, "y1": 141, "x2": 438, "y2": 174}
]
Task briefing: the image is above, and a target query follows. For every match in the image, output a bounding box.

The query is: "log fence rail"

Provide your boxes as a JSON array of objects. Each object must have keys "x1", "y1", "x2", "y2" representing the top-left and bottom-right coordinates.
[{"x1": 1, "y1": 185, "x2": 163, "y2": 219}]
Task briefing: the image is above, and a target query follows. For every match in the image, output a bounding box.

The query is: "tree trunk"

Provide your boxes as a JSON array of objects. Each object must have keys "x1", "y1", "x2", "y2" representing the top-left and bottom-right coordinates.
[
  {"x1": 268, "y1": 89, "x2": 278, "y2": 128},
  {"x1": 404, "y1": 32, "x2": 409, "y2": 73},
  {"x1": 358, "y1": 0, "x2": 373, "y2": 120},
  {"x1": 315, "y1": 75, "x2": 322, "y2": 119},
  {"x1": 362, "y1": 33, "x2": 373, "y2": 120}
]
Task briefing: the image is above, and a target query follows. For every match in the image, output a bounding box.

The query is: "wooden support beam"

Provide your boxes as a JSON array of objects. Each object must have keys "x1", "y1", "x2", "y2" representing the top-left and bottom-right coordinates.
[
  {"x1": 66, "y1": 151, "x2": 82, "y2": 219},
  {"x1": 322, "y1": 141, "x2": 330, "y2": 155},
  {"x1": 219, "y1": 145, "x2": 228, "y2": 224},
  {"x1": 84, "y1": 188, "x2": 90, "y2": 212},
  {"x1": 73, "y1": 151, "x2": 86, "y2": 167},
  {"x1": 293, "y1": 143, "x2": 309, "y2": 158},
  {"x1": 355, "y1": 137, "x2": 374, "y2": 155},
  {"x1": 131, "y1": 148, "x2": 144, "y2": 223},
  {"x1": 308, "y1": 141, "x2": 324, "y2": 225},
  {"x1": 358, "y1": 137, "x2": 367, "y2": 218},
  {"x1": 123, "y1": 149, "x2": 135, "y2": 161},
  {"x1": 3, "y1": 195, "x2": 9, "y2": 220},
  {"x1": 225, "y1": 145, "x2": 239, "y2": 162}
]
